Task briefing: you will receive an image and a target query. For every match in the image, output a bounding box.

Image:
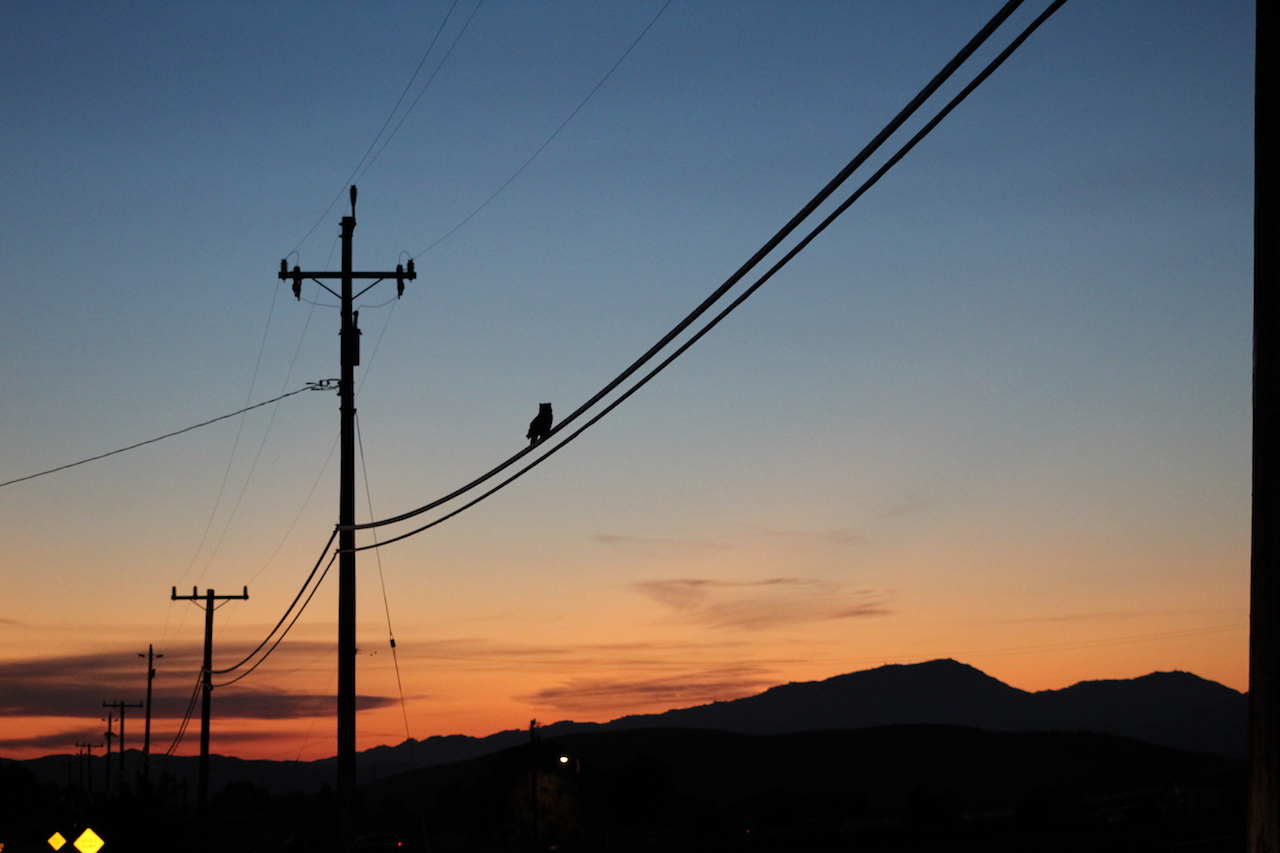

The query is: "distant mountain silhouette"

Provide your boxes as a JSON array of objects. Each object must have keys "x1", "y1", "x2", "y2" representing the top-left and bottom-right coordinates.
[
  {"x1": 355, "y1": 659, "x2": 1244, "y2": 784},
  {"x1": 593, "y1": 660, "x2": 1246, "y2": 757},
  {"x1": 16, "y1": 659, "x2": 1246, "y2": 795}
]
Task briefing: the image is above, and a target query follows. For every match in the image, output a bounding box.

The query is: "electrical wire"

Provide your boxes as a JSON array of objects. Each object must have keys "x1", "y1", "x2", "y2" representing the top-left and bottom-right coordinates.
[
  {"x1": 0, "y1": 385, "x2": 326, "y2": 489},
  {"x1": 211, "y1": 529, "x2": 338, "y2": 675},
  {"x1": 352, "y1": 0, "x2": 486, "y2": 188},
  {"x1": 350, "y1": 0, "x2": 1027, "y2": 535},
  {"x1": 165, "y1": 672, "x2": 204, "y2": 756},
  {"x1": 413, "y1": 0, "x2": 672, "y2": 258},
  {"x1": 213, "y1": 549, "x2": 337, "y2": 688},
  {"x1": 180, "y1": 285, "x2": 284, "y2": 591},
  {"x1": 290, "y1": 0, "x2": 465, "y2": 255},
  {"x1": 355, "y1": 411, "x2": 414, "y2": 744}
]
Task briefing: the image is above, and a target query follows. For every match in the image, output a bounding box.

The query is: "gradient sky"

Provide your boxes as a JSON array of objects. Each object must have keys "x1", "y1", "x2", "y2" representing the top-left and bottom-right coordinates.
[{"x1": 0, "y1": 0, "x2": 1255, "y2": 762}]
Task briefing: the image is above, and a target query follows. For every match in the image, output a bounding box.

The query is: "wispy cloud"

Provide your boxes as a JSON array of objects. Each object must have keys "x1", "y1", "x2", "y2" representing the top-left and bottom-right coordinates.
[
  {"x1": 633, "y1": 578, "x2": 890, "y2": 630},
  {"x1": 982, "y1": 610, "x2": 1158, "y2": 625},
  {"x1": 886, "y1": 494, "x2": 928, "y2": 517},
  {"x1": 758, "y1": 527, "x2": 862, "y2": 544},
  {"x1": 518, "y1": 665, "x2": 775, "y2": 714}
]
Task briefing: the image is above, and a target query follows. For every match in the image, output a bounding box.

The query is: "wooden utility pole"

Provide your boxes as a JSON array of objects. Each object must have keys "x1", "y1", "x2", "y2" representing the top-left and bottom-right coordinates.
[
  {"x1": 1252, "y1": 2, "x2": 1278, "y2": 851},
  {"x1": 138, "y1": 644, "x2": 163, "y2": 785},
  {"x1": 279, "y1": 186, "x2": 414, "y2": 853},
  {"x1": 102, "y1": 713, "x2": 115, "y2": 792},
  {"x1": 102, "y1": 699, "x2": 142, "y2": 791},
  {"x1": 172, "y1": 585, "x2": 248, "y2": 833},
  {"x1": 75, "y1": 741, "x2": 101, "y2": 792}
]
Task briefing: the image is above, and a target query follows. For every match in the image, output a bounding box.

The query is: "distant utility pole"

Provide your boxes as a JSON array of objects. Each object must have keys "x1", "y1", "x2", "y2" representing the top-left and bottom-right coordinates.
[
  {"x1": 103, "y1": 698, "x2": 143, "y2": 791},
  {"x1": 171, "y1": 585, "x2": 248, "y2": 832},
  {"x1": 102, "y1": 713, "x2": 115, "y2": 792},
  {"x1": 138, "y1": 645, "x2": 163, "y2": 785},
  {"x1": 279, "y1": 185, "x2": 415, "y2": 853},
  {"x1": 75, "y1": 741, "x2": 101, "y2": 792}
]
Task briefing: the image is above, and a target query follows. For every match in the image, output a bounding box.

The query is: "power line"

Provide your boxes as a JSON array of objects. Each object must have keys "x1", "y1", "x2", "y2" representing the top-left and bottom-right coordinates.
[
  {"x1": 165, "y1": 671, "x2": 203, "y2": 756},
  {"x1": 0, "y1": 383, "x2": 332, "y2": 489},
  {"x1": 348, "y1": 0, "x2": 1031, "y2": 538},
  {"x1": 213, "y1": 550, "x2": 336, "y2": 688},
  {"x1": 413, "y1": 0, "x2": 672, "y2": 258},
  {"x1": 290, "y1": 0, "x2": 466, "y2": 255},
  {"x1": 355, "y1": 411, "x2": 414, "y2": 745},
  {"x1": 352, "y1": 0, "x2": 486, "y2": 189},
  {"x1": 211, "y1": 529, "x2": 338, "y2": 675}
]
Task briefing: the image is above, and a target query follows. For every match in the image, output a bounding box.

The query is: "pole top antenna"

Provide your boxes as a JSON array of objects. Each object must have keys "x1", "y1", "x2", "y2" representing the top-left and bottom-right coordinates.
[{"x1": 350, "y1": 186, "x2": 357, "y2": 217}]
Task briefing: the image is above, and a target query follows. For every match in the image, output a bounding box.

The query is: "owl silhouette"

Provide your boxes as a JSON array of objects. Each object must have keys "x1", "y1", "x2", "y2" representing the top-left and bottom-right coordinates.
[{"x1": 526, "y1": 403, "x2": 553, "y2": 446}]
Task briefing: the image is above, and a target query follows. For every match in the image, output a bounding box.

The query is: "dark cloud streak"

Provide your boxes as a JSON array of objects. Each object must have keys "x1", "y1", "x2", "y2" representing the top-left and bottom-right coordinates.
[
  {"x1": 0, "y1": 645, "x2": 390, "y2": 720},
  {"x1": 519, "y1": 665, "x2": 775, "y2": 713}
]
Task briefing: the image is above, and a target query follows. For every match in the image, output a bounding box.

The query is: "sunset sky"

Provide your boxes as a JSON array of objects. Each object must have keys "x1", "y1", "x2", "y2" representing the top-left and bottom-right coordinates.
[{"x1": 0, "y1": 0, "x2": 1254, "y2": 763}]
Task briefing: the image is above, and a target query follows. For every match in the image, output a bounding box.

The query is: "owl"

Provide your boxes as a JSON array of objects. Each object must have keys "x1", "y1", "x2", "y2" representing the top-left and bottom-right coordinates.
[{"x1": 526, "y1": 403, "x2": 553, "y2": 446}]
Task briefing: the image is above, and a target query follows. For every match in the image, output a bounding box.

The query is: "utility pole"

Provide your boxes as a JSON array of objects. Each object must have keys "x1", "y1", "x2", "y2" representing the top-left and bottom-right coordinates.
[
  {"x1": 530, "y1": 719, "x2": 541, "y2": 851},
  {"x1": 102, "y1": 713, "x2": 115, "y2": 792},
  {"x1": 138, "y1": 645, "x2": 163, "y2": 786},
  {"x1": 279, "y1": 185, "x2": 414, "y2": 852},
  {"x1": 103, "y1": 699, "x2": 143, "y2": 791},
  {"x1": 75, "y1": 741, "x2": 101, "y2": 792},
  {"x1": 172, "y1": 585, "x2": 249, "y2": 834}
]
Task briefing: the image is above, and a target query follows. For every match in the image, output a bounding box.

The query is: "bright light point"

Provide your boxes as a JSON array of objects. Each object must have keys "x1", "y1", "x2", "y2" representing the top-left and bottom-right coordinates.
[{"x1": 559, "y1": 755, "x2": 570, "y2": 764}]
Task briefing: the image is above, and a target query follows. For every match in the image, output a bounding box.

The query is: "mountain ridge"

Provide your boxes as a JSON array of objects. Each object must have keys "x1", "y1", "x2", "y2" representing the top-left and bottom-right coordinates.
[{"x1": 14, "y1": 659, "x2": 1246, "y2": 794}]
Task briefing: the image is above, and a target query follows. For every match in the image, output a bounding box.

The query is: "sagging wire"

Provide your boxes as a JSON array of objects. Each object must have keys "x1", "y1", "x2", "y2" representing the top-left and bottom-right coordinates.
[
  {"x1": 211, "y1": 529, "x2": 339, "y2": 675},
  {"x1": 165, "y1": 671, "x2": 204, "y2": 756},
  {"x1": 213, "y1": 548, "x2": 338, "y2": 688}
]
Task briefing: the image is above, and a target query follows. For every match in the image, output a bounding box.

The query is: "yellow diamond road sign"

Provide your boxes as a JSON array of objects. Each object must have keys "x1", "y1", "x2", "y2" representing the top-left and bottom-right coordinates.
[
  {"x1": 47, "y1": 832, "x2": 66, "y2": 850},
  {"x1": 73, "y1": 829, "x2": 104, "y2": 853}
]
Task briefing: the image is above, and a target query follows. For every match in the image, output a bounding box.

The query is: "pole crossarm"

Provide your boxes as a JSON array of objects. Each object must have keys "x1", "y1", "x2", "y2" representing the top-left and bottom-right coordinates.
[
  {"x1": 280, "y1": 260, "x2": 415, "y2": 301},
  {"x1": 286, "y1": 270, "x2": 412, "y2": 279}
]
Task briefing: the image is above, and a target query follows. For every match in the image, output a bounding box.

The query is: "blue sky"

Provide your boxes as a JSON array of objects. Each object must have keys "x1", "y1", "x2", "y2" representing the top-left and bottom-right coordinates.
[{"x1": 0, "y1": 1, "x2": 1256, "y2": 760}]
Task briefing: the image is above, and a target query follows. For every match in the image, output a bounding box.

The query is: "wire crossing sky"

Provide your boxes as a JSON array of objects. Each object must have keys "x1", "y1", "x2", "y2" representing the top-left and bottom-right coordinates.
[{"x1": 0, "y1": 1, "x2": 1254, "y2": 762}]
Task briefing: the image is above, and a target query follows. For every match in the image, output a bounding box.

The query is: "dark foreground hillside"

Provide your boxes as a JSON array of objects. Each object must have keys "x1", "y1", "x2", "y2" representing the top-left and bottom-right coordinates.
[
  {"x1": 1, "y1": 724, "x2": 1244, "y2": 852},
  {"x1": 358, "y1": 725, "x2": 1243, "y2": 853}
]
